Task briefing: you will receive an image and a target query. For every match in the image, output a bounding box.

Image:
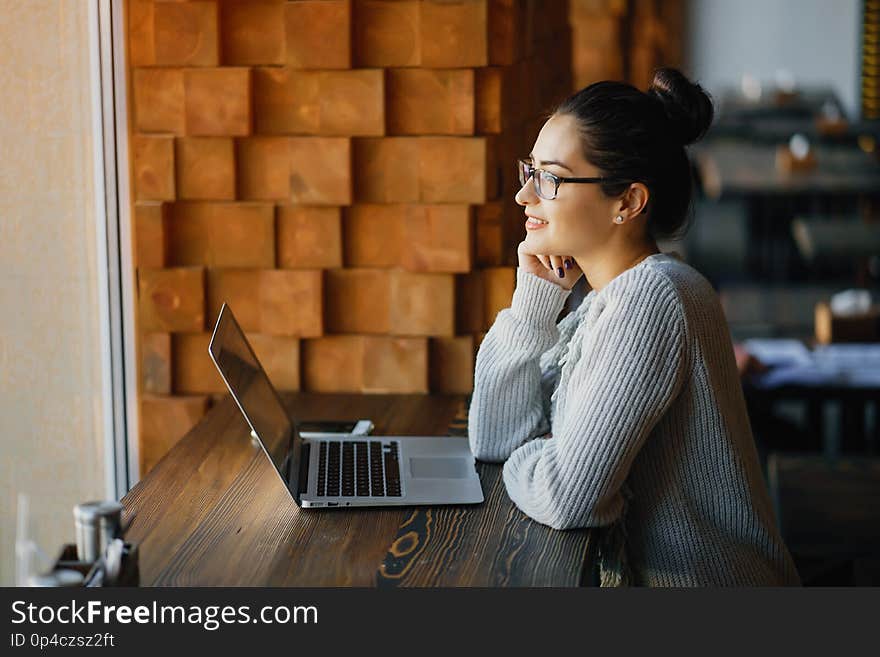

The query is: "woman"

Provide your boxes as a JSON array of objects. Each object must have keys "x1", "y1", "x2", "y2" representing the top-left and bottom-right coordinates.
[{"x1": 468, "y1": 68, "x2": 801, "y2": 587}]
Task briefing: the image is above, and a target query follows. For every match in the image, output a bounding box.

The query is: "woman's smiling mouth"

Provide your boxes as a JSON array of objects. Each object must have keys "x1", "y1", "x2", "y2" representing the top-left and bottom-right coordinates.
[{"x1": 525, "y1": 215, "x2": 549, "y2": 229}]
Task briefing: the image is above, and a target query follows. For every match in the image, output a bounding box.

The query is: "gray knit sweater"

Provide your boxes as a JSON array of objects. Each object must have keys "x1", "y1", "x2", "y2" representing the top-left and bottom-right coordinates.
[{"x1": 468, "y1": 252, "x2": 801, "y2": 586}]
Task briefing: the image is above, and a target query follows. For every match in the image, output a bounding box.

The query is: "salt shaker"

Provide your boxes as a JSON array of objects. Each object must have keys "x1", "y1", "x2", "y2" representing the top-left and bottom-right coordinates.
[{"x1": 74, "y1": 501, "x2": 123, "y2": 562}]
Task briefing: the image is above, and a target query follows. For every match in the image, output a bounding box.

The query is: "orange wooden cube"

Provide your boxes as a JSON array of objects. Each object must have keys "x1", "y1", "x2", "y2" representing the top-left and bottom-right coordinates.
[
  {"x1": 386, "y1": 69, "x2": 474, "y2": 135},
  {"x1": 285, "y1": 0, "x2": 351, "y2": 69},
  {"x1": 153, "y1": 0, "x2": 219, "y2": 66},
  {"x1": 301, "y1": 336, "x2": 365, "y2": 392},
  {"x1": 302, "y1": 336, "x2": 428, "y2": 393},
  {"x1": 172, "y1": 331, "x2": 301, "y2": 393},
  {"x1": 475, "y1": 66, "x2": 511, "y2": 134},
  {"x1": 165, "y1": 202, "x2": 275, "y2": 268},
  {"x1": 402, "y1": 204, "x2": 473, "y2": 273},
  {"x1": 482, "y1": 266, "x2": 515, "y2": 329},
  {"x1": 276, "y1": 206, "x2": 343, "y2": 269},
  {"x1": 570, "y1": 12, "x2": 623, "y2": 49},
  {"x1": 324, "y1": 268, "x2": 391, "y2": 334},
  {"x1": 220, "y1": 0, "x2": 285, "y2": 65},
  {"x1": 133, "y1": 68, "x2": 185, "y2": 134},
  {"x1": 207, "y1": 269, "x2": 323, "y2": 336},
  {"x1": 488, "y1": 0, "x2": 523, "y2": 65},
  {"x1": 128, "y1": 0, "x2": 155, "y2": 67},
  {"x1": 248, "y1": 333, "x2": 301, "y2": 391},
  {"x1": 495, "y1": 129, "x2": 524, "y2": 195},
  {"x1": 253, "y1": 69, "x2": 384, "y2": 136},
  {"x1": 139, "y1": 393, "x2": 210, "y2": 476},
  {"x1": 184, "y1": 68, "x2": 252, "y2": 136},
  {"x1": 252, "y1": 67, "x2": 308, "y2": 134},
  {"x1": 570, "y1": 0, "x2": 628, "y2": 18},
  {"x1": 573, "y1": 46, "x2": 623, "y2": 88},
  {"x1": 235, "y1": 137, "x2": 291, "y2": 199},
  {"x1": 362, "y1": 336, "x2": 428, "y2": 393},
  {"x1": 455, "y1": 271, "x2": 485, "y2": 334},
  {"x1": 133, "y1": 135, "x2": 176, "y2": 201},
  {"x1": 352, "y1": 0, "x2": 420, "y2": 67},
  {"x1": 342, "y1": 204, "x2": 404, "y2": 267},
  {"x1": 475, "y1": 201, "x2": 504, "y2": 266},
  {"x1": 429, "y1": 335, "x2": 475, "y2": 394},
  {"x1": 140, "y1": 332, "x2": 172, "y2": 395},
  {"x1": 138, "y1": 267, "x2": 205, "y2": 333},
  {"x1": 420, "y1": 0, "x2": 488, "y2": 68},
  {"x1": 172, "y1": 332, "x2": 227, "y2": 394},
  {"x1": 289, "y1": 138, "x2": 352, "y2": 205},
  {"x1": 352, "y1": 138, "x2": 419, "y2": 203},
  {"x1": 418, "y1": 137, "x2": 489, "y2": 203},
  {"x1": 485, "y1": 134, "x2": 502, "y2": 201},
  {"x1": 390, "y1": 270, "x2": 455, "y2": 337},
  {"x1": 134, "y1": 202, "x2": 168, "y2": 268},
  {"x1": 315, "y1": 70, "x2": 385, "y2": 136},
  {"x1": 174, "y1": 137, "x2": 236, "y2": 200}
]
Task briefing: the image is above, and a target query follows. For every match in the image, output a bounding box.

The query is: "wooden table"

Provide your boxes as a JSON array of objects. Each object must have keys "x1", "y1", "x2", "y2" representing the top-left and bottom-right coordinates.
[{"x1": 122, "y1": 393, "x2": 598, "y2": 587}]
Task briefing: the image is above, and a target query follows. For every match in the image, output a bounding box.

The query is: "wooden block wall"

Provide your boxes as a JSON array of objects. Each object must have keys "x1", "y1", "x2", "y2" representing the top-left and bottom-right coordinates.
[
  {"x1": 626, "y1": 0, "x2": 685, "y2": 90},
  {"x1": 568, "y1": 0, "x2": 685, "y2": 91},
  {"x1": 127, "y1": 0, "x2": 574, "y2": 477}
]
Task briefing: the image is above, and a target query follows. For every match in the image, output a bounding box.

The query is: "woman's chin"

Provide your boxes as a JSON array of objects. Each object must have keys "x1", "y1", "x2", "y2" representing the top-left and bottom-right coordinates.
[{"x1": 525, "y1": 231, "x2": 553, "y2": 248}]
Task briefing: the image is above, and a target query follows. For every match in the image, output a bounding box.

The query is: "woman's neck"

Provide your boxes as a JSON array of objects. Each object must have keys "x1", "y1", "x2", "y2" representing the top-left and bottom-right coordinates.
[{"x1": 577, "y1": 241, "x2": 661, "y2": 292}]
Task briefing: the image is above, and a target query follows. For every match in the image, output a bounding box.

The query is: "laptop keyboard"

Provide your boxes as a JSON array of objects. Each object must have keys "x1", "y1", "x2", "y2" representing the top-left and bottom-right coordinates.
[{"x1": 316, "y1": 440, "x2": 401, "y2": 497}]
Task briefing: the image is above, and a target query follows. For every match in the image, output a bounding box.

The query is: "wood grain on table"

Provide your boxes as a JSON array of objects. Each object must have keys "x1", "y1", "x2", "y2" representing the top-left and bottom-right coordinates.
[{"x1": 122, "y1": 393, "x2": 596, "y2": 587}]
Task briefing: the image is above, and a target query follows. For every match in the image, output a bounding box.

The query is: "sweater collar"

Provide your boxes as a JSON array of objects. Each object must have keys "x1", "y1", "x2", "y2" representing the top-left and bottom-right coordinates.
[{"x1": 577, "y1": 251, "x2": 679, "y2": 311}]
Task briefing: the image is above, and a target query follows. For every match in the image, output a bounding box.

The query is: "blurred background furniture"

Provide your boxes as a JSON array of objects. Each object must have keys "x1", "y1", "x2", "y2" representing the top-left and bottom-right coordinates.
[{"x1": 767, "y1": 454, "x2": 880, "y2": 585}]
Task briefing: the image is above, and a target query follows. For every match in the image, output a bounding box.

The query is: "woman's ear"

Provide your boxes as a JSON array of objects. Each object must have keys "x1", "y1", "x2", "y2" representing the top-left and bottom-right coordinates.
[{"x1": 619, "y1": 183, "x2": 649, "y2": 218}]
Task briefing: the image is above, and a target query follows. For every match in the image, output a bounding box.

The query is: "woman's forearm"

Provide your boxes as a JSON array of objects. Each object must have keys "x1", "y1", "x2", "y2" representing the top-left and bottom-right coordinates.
[{"x1": 468, "y1": 268, "x2": 572, "y2": 462}]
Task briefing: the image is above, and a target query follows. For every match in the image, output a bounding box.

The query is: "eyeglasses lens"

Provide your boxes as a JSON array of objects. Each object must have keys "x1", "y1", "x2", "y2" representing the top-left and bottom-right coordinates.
[
  {"x1": 538, "y1": 171, "x2": 557, "y2": 199},
  {"x1": 518, "y1": 160, "x2": 558, "y2": 200}
]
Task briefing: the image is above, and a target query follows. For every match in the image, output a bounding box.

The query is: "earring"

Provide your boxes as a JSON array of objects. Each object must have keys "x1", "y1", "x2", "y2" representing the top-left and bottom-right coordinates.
[{"x1": 614, "y1": 215, "x2": 624, "y2": 224}]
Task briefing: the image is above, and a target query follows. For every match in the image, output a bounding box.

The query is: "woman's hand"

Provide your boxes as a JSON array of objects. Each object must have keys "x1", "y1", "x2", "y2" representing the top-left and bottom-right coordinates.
[{"x1": 517, "y1": 240, "x2": 583, "y2": 291}]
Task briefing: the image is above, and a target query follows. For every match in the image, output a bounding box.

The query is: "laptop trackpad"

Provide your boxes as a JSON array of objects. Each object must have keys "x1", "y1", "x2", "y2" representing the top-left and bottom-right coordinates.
[{"x1": 409, "y1": 457, "x2": 472, "y2": 479}]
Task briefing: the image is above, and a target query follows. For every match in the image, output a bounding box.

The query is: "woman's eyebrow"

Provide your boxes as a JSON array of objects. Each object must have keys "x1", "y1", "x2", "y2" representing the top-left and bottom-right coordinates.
[{"x1": 528, "y1": 152, "x2": 572, "y2": 172}]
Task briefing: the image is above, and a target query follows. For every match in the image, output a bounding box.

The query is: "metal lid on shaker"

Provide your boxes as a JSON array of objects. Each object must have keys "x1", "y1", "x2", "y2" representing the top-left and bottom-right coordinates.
[{"x1": 74, "y1": 500, "x2": 123, "y2": 522}]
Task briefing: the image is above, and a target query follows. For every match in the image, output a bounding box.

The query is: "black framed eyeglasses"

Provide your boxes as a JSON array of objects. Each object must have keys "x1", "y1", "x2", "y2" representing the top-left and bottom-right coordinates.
[{"x1": 517, "y1": 158, "x2": 630, "y2": 200}]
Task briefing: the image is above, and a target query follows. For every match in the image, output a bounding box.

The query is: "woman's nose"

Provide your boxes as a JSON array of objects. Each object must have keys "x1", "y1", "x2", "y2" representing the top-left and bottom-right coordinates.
[{"x1": 515, "y1": 179, "x2": 537, "y2": 206}]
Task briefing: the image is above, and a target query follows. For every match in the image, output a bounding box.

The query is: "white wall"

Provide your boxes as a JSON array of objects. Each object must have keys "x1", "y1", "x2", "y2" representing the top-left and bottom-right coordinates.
[
  {"x1": 0, "y1": 0, "x2": 109, "y2": 585},
  {"x1": 685, "y1": 0, "x2": 862, "y2": 119}
]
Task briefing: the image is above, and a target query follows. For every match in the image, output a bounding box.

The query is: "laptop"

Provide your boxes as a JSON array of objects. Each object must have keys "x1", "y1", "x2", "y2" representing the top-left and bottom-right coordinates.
[{"x1": 207, "y1": 303, "x2": 484, "y2": 509}]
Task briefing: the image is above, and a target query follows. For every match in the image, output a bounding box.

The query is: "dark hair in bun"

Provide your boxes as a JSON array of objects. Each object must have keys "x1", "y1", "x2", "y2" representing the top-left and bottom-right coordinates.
[
  {"x1": 648, "y1": 67, "x2": 714, "y2": 146},
  {"x1": 551, "y1": 67, "x2": 715, "y2": 240}
]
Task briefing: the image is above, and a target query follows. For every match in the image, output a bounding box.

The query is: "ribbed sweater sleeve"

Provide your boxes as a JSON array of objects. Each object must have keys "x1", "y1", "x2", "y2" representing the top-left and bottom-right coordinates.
[
  {"x1": 497, "y1": 267, "x2": 688, "y2": 530},
  {"x1": 467, "y1": 267, "x2": 573, "y2": 463}
]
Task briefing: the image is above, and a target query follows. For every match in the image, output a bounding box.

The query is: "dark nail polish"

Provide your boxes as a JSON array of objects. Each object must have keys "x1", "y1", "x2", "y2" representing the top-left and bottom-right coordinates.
[
  {"x1": 564, "y1": 259, "x2": 572, "y2": 269},
  {"x1": 557, "y1": 267, "x2": 565, "y2": 278}
]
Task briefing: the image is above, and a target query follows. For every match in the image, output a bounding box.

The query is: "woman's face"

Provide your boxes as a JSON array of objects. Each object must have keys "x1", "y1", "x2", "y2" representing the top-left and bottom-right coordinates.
[{"x1": 515, "y1": 113, "x2": 623, "y2": 259}]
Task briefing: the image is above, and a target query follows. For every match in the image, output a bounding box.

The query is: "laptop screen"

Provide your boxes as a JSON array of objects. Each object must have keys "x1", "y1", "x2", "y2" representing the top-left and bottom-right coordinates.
[{"x1": 207, "y1": 303, "x2": 300, "y2": 497}]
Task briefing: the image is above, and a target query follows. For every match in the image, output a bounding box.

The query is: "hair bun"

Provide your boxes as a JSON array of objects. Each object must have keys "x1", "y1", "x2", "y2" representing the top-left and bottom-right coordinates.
[{"x1": 648, "y1": 67, "x2": 715, "y2": 146}]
